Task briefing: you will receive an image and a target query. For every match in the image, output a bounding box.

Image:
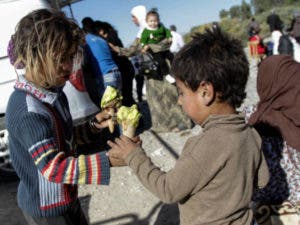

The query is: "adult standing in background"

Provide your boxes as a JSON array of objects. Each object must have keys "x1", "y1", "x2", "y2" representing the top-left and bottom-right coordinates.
[
  {"x1": 169, "y1": 25, "x2": 185, "y2": 54},
  {"x1": 110, "y1": 6, "x2": 192, "y2": 132},
  {"x1": 108, "y1": 5, "x2": 146, "y2": 103},
  {"x1": 247, "y1": 17, "x2": 260, "y2": 38},
  {"x1": 245, "y1": 55, "x2": 300, "y2": 225},
  {"x1": 82, "y1": 17, "x2": 121, "y2": 100},
  {"x1": 94, "y1": 21, "x2": 136, "y2": 106},
  {"x1": 129, "y1": 5, "x2": 147, "y2": 102}
]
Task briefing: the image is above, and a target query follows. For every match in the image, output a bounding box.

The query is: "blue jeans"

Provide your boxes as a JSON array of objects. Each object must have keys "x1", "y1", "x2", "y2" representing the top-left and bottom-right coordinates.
[{"x1": 103, "y1": 68, "x2": 122, "y2": 91}]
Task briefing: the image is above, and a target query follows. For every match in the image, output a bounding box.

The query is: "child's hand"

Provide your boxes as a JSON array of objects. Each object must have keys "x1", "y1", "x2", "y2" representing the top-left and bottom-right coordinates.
[
  {"x1": 93, "y1": 111, "x2": 111, "y2": 129},
  {"x1": 107, "y1": 155, "x2": 127, "y2": 167},
  {"x1": 141, "y1": 45, "x2": 149, "y2": 53},
  {"x1": 107, "y1": 135, "x2": 142, "y2": 161}
]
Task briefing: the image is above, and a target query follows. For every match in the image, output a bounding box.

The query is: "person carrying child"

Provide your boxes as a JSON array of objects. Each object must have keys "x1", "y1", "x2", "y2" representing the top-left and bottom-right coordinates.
[
  {"x1": 140, "y1": 8, "x2": 173, "y2": 78},
  {"x1": 6, "y1": 9, "x2": 125, "y2": 225},
  {"x1": 107, "y1": 27, "x2": 269, "y2": 225}
]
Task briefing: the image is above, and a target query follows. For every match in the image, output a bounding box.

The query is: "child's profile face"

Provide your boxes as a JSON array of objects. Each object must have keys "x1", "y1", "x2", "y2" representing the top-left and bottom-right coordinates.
[
  {"x1": 176, "y1": 79, "x2": 209, "y2": 124},
  {"x1": 56, "y1": 47, "x2": 81, "y2": 87},
  {"x1": 146, "y1": 15, "x2": 159, "y2": 29}
]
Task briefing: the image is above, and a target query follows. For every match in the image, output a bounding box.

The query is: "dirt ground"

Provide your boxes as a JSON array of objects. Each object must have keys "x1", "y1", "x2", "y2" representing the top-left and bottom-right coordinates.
[{"x1": 0, "y1": 59, "x2": 258, "y2": 225}]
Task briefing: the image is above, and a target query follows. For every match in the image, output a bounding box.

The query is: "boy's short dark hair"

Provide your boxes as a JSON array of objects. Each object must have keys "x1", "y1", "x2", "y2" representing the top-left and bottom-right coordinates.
[{"x1": 171, "y1": 27, "x2": 249, "y2": 108}]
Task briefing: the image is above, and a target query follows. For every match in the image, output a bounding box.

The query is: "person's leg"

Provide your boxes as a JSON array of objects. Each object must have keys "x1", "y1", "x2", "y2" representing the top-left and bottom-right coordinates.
[
  {"x1": 23, "y1": 212, "x2": 71, "y2": 225},
  {"x1": 67, "y1": 199, "x2": 89, "y2": 225},
  {"x1": 121, "y1": 71, "x2": 135, "y2": 106},
  {"x1": 22, "y1": 200, "x2": 88, "y2": 225},
  {"x1": 135, "y1": 74, "x2": 144, "y2": 102},
  {"x1": 152, "y1": 52, "x2": 169, "y2": 77}
]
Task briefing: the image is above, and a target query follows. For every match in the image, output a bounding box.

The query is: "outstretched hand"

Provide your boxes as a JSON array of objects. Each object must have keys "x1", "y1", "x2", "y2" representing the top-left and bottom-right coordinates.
[
  {"x1": 107, "y1": 136, "x2": 142, "y2": 162},
  {"x1": 94, "y1": 111, "x2": 111, "y2": 129}
]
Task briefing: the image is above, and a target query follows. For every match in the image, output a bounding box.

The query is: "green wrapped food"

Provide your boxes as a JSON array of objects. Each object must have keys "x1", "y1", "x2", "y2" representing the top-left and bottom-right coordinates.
[
  {"x1": 117, "y1": 105, "x2": 141, "y2": 128},
  {"x1": 100, "y1": 86, "x2": 122, "y2": 109}
]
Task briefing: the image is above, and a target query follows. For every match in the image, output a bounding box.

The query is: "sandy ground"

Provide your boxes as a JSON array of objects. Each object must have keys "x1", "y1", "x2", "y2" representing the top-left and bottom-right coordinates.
[{"x1": 0, "y1": 58, "x2": 259, "y2": 225}]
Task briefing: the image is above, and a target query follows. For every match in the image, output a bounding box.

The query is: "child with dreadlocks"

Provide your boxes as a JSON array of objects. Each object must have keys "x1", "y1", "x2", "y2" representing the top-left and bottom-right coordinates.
[{"x1": 6, "y1": 9, "x2": 126, "y2": 225}]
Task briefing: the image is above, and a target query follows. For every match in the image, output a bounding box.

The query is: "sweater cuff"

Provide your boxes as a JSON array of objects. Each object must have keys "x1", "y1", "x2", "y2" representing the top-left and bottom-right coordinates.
[
  {"x1": 125, "y1": 147, "x2": 148, "y2": 167},
  {"x1": 96, "y1": 151, "x2": 111, "y2": 185}
]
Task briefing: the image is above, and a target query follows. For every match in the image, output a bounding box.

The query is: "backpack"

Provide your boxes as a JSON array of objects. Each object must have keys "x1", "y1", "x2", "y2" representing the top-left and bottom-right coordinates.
[{"x1": 278, "y1": 35, "x2": 294, "y2": 57}]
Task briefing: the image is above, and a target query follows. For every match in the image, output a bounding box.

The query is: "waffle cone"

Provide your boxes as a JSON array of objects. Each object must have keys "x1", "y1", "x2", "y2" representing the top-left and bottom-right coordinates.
[{"x1": 122, "y1": 125, "x2": 136, "y2": 138}]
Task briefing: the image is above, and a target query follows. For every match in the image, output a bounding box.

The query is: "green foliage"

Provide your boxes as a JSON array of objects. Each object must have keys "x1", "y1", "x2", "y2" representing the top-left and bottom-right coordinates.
[
  {"x1": 241, "y1": 0, "x2": 252, "y2": 19},
  {"x1": 229, "y1": 5, "x2": 241, "y2": 18},
  {"x1": 250, "y1": 0, "x2": 299, "y2": 14},
  {"x1": 219, "y1": 9, "x2": 229, "y2": 19},
  {"x1": 183, "y1": 4, "x2": 300, "y2": 46}
]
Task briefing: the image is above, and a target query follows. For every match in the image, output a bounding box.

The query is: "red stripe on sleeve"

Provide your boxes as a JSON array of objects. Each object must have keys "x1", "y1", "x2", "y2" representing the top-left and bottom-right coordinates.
[
  {"x1": 31, "y1": 143, "x2": 55, "y2": 158},
  {"x1": 95, "y1": 154, "x2": 101, "y2": 184},
  {"x1": 69, "y1": 158, "x2": 76, "y2": 183},
  {"x1": 55, "y1": 158, "x2": 67, "y2": 183},
  {"x1": 87, "y1": 156, "x2": 92, "y2": 184}
]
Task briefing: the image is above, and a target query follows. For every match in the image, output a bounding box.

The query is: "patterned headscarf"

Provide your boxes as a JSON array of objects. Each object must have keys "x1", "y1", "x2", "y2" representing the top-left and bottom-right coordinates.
[{"x1": 248, "y1": 55, "x2": 300, "y2": 151}]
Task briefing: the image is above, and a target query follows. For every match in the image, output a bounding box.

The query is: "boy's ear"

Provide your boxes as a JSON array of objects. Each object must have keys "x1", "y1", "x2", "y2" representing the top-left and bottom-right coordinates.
[{"x1": 198, "y1": 81, "x2": 215, "y2": 106}]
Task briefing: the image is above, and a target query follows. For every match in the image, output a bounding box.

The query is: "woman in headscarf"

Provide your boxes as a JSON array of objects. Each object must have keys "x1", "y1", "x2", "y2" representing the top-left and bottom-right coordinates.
[
  {"x1": 244, "y1": 55, "x2": 300, "y2": 225},
  {"x1": 110, "y1": 5, "x2": 192, "y2": 132}
]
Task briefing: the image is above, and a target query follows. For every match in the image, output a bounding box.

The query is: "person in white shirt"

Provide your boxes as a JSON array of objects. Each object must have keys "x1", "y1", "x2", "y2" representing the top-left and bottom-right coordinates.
[{"x1": 169, "y1": 25, "x2": 184, "y2": 53}]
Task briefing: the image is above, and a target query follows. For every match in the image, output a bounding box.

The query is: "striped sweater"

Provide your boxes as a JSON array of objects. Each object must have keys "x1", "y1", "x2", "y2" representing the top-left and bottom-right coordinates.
[{"x1": 6, "y1": 76, "x2": 110, "y2": 217}]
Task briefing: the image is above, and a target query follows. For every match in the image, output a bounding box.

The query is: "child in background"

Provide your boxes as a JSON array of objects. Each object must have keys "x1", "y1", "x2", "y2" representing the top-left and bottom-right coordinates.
[
  {"x1": 140, "y1": 8, "x2": 173, "y2": 78},
  {"x1": 107, "y1": 27, "x2": 269, "y2": 225},
  {"x1": 6, "y1": 9, "x2": 125, "y2": 225},
  {"x1": 248, "y1": 27, "x2": 267, "y2": 55}
]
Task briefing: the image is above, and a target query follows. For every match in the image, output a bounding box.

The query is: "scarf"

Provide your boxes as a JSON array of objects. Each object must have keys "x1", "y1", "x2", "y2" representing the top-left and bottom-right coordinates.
[{"x1": 248, "y1": 55, "x2": 300, "y2": 151}]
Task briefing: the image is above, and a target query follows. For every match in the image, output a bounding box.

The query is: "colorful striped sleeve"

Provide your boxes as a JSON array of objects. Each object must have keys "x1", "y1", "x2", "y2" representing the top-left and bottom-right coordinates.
[{"x1": 19, "y1": 112, "x2": 110, "y2": 185}]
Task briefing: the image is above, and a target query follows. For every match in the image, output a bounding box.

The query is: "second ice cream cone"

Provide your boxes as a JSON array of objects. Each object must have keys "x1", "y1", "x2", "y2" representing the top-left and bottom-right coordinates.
[{"x1": 122, "y1": 124, "x2": 136, "y2": 138}]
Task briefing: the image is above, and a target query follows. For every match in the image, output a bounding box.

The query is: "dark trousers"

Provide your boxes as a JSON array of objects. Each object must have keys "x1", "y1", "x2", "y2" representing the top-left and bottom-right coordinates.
[
  {"x1": 23, "y1": 200, "x2": 88, "y2": 225},
  {"x1": 152, "y1": 50, "x2": 173, "y2": 76},
  {"x1": 135, "y1": 74, "x2": 144, "y2": 102}
]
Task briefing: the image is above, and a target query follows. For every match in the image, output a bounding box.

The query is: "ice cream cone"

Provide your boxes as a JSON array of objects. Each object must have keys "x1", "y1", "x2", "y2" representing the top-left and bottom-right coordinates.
[{"x1": 122, "y1": 124, "x2": 136, "y2": 138}]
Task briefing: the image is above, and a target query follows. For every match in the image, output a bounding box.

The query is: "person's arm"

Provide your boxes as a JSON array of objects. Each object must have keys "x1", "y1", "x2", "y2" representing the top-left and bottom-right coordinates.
[
  {"x1": 107, "y1": 135, "x2": 220, "y2": 203},
  {"x1": 255, "y1": 144, "x2": 269, "y2": 189},
  {"x1": 18, "y1": 111, "x2": 111, "y2": 185},
  {"x1": 140, "y1": 28, "x2": 148, "y2": 47},
  {"x1": 110, "y1": 38, "x2": 142, "y2": 57},
  {"x1": 124, "y1": 147, "x2": 201, "y2": 203}
]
